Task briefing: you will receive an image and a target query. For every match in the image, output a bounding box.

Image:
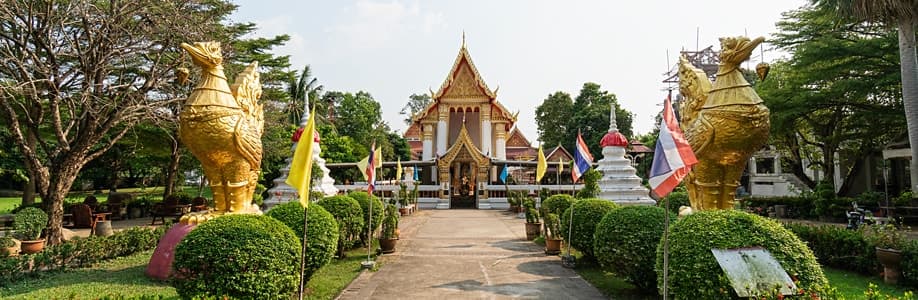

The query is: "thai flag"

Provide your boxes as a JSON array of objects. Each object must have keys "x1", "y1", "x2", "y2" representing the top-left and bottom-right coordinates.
[
  {"x1": 571, "y1": 131, "x2": 593, "y2": 183},
  {"x1": 367, "y1": 142, "x2": 376, "y2": 194},
  {"x1": 649, "y1": 95, "x2": 697, "y2": 198}
]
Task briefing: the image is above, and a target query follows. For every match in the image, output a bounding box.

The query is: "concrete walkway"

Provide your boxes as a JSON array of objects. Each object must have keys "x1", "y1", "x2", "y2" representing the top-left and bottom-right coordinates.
[{"x1": 337, "y1": 209, "x2": 605, "y2": 300}]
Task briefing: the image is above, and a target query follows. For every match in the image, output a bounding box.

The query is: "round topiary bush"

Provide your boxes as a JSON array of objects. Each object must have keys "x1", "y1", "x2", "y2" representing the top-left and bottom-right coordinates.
[
  {"x1": 542, "y1": 194, "x2": 575, "y2": 216},
  {"x1": 266, "y1": 201, "x2": 339, "y2": 280},
  {"x1": 318, "y1": 195, "x2": 364, "y2": 252},
  {"x1": 172, "y1": 214, "x2": 300, "y2": 299},
  {"x1": 559, "y1": 198, "x2": 618, "y2": 259},
  {"x1": 348, "y1": 191, "x2": 384, "y2": 246},
  {"x1": 593, "y1": 205, "x2": 674, "y2": 291},
  {"x1": 656, "y1": 209, "x2": 830, "y2": 299}
]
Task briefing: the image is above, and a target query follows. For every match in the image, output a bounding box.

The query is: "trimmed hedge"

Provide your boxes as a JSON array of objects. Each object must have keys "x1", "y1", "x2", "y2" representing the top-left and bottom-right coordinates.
[
  {"x1": 318, "y1": 195, "x2": 365, "y2": 252},
  {"x1": 173, "y1": 214, "x2": 300, "y2": 299},
  {"x1": 657, "y1": 210, "x2": 830, "y2": 299},
  {"x1": 784, "y1": 223, "x2": 878, "y2": 275},
  {"x1": 266, "y1": 201, "x2": 339, "y2": 281},
  {"x1": 559, "y1": 198, "x2": 618, "y2": 259},
  {"x1": 657, "y1": 191, "x2": 689, "y2": 214},
  {"x1": 594, "y1": 206, "x2": 674, "y2": 291},
  {"x1": 541, "y1": 194, "x2": 574, "y2": 216},
  {"x1": 348, "y1": 191, "x2": 384, "y2": 246},
  {"x1": 0, "y1": 226, "x2": 166, "y2": 285}
]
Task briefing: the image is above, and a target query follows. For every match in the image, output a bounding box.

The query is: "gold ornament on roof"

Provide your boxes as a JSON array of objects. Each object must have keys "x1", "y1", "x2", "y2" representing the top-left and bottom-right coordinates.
[
  {"x1": 177, "y1": 41, "x2": 264, "y2": 224},
  {"x1": 678, "y1": 36, "x2": 770, "y2": 211}
]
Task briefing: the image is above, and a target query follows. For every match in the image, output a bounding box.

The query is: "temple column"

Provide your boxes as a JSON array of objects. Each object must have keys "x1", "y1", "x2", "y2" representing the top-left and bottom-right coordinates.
[
  {"x1": 495, "y1": 123, "x2": 506, "y2": 160},
  {"x1": 422, "y1": 124, "x2": 433, "y2": 161},
  {"x1": 480, "y1": 105, "x2": 492, "y2": 156},
  {"x1": 436, "y1": 106, "x2": 448, "y2": 157}
]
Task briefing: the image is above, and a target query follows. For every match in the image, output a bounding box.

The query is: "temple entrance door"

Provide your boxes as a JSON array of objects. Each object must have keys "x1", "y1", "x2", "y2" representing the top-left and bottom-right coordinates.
[{"x1": 449, "y1": 160, "x2": 477, "y2": 209}]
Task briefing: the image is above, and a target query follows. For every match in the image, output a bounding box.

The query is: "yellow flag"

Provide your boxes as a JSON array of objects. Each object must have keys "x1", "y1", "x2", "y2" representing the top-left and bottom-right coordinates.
[
  {"x1": 558, "y1": 157, "x2": 564, "y2": 174},
  {"x1": 536, "y1": 145, "x2": 547, "y2": 182},
  {"x1": 286, "y1": 107, "x2": 317, "y2": 207},
  {"x1": 375, "y1": 147, "x2": 382, "y2": 170},
  {"x1": 396, "y1": 158, "x2": 402, "y2": 181},
  {"x1": 357, "y1": 155, "x2": 369, "y2": 180}
]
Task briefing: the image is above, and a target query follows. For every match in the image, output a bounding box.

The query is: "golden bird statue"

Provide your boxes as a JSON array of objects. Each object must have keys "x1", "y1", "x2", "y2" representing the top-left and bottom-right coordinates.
[
  {"x1": 178, "y1": 42, "x2": 264, "y2": 224},
  {"x1": 678, "y1": 36, "x2": 770, "y2": 211}
]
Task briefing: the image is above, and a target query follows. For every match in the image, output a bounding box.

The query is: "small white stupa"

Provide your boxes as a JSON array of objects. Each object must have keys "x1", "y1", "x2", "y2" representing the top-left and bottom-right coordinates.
[
  {"x1": 264, "y1": 104, "x2": 338, "y2": 210},
  {"x1": 596, "y1": 104, "x2": 655, "y2": 205}
]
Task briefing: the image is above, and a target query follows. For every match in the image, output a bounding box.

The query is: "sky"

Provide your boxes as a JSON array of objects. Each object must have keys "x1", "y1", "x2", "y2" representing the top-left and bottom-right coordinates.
[{"x1": 231, "y1": 0, "x2": 808, "y2": 141}]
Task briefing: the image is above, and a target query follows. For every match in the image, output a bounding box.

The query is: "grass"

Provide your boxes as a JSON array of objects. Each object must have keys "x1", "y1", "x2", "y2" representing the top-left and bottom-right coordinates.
[
  {"x1": 0, "y1": 240, "x2": 377, "y2": 299},
  {"x1": 0, "y1": 186, "x2": 214, "y2": 214},
  {"x1": 823, "y1": 267, "x2": 913, "y2": 298}
]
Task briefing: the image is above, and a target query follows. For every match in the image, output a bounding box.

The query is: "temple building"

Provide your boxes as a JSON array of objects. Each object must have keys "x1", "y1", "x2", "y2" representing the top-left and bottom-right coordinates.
[{"x1": 403, "y1": 39, "x2": 540, "y2": 208}]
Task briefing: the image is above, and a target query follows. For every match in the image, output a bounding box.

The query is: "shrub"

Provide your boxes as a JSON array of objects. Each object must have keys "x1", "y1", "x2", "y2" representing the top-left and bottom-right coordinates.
[
  {"x1": 348, "y1": 191, "x2": 384, "y2": 246},
  {"x1": 14, "y1": 207, "x2": 48, "y2": 240},
  {"x1": 900, "y1": 240, "x2": 918, "y2": 287},
  {"x1": 318, "y1": 195, "x2": 365, "y2": 253},
  {"x1": 657, "y1": 191, "x2": 689, "y2": 214},
  {"x1": 741, "y1": 196, "x2": 814, "y2": 218},
  {"x1": 381, "y1": 204, "x2": 399, "y2": 240},
  {"x1": 657, "y1": 210, "x2": 830, "y2": 299},
  {"x1": 265, "y1": 201, "x2": 339, "y2": 280},
  {"x1": 784, "y1": 223, "x2": 878, "y2": 275},
  {"x1": 594, "y1": 206, "x2": 674, "y2": 291},
  {"x1": 541, "y1": 194, "x2": 574, "y2": 216},
  {"x1": 576, "y1": 169, "x2": 601, "y2": 199},
  {"x1": 544, "y1": 213, "x2": 562, "y2": 240},
  {"x1": 559, "y1": 198, "x2": 618, "y2": 259},
  {"x1": 173, "y1": 214, "x2": 300, "y2": 299}
]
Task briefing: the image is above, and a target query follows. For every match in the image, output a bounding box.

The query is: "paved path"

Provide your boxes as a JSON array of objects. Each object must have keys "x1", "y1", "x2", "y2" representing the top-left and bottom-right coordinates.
[{"x1": 338, "y1": 209, "x2": 605, "y2": 300}]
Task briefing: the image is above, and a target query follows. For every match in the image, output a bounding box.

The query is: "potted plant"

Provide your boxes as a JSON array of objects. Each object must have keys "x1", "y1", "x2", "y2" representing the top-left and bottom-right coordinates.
[
  {"x1": 379, "y1": 204, "x2": 399, "y2": 254},
  {"x1": 544, "y1": 213, "x2": 562, "y2": 255},
  {"x1": 524, "y1": 198, "x2": 541, "y2": 240},
  {"x1": 410, "y1": 183, "x2": 419, "y2": 213},
  {"x1": 397, "y1": 184, "x2": 410, "y2": 216},
  {"x1": 14, "y1": 207, "x2": 48, "y2": 254},
  {"x1": 864, "y1": 222, "x2": 908, "y2": 284},
  {"x1": 0, "y1": 236, "x2": 18, "y2": 257}
]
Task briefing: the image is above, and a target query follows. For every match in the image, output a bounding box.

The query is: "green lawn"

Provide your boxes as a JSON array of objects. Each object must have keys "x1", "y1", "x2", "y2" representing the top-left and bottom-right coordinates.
[{"x1": 0, "y1": 232, "x2": 371, "y2": 299}]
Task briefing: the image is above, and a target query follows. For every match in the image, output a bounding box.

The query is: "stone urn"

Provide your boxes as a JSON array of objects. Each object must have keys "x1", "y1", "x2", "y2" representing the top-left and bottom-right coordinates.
[
  {"x1": 877, "y1": 247, "x2": 903, "y2": 284},
  {"x1": 525, "y1": 222, "x2": 542, "y2": 240}
]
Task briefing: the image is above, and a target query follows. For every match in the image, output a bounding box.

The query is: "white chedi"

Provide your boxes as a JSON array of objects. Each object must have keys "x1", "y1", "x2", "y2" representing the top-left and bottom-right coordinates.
[
  {"x1": 264, "y1": 106, "x2": 338, "y2": 210},
  {"x1": 596, "y1": 104, "x2": 655, "y2": 205}
]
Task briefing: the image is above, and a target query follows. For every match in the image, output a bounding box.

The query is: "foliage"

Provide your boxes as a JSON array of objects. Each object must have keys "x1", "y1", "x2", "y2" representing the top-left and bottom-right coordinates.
[
  {"x1": 0, "y1": 226, "x2": 165, "y2": 285},
  {"x1": 559, "y1": 199, "x2": 618, "y2": 259},
  {"x1": 594, "y1": 206, "x2": 674, "y2": 291},
  {"x1": 348, "y1": 191, "x2": 384, "y2": 246},
  {"x1": 760, "y1": 6, "x2": 907, "y2": 194},
  {"x1": 864, "y1": 283, "x2": 914, "y2": 300},
  {"x1": 523, "y1": 196, "x2": 540, "y2": 224},
  {"x1": 576, "y1": 169, "x2": 601, "y2": 199},
  {"x1": 785, "y1": 223, "x2": 879, "y2": 275},
  {"x1": 265, "y1": 201, "x2": 339, "y2": 281},
  {"x1": 741, "y1": 195, "x2": 816, "y2": 218},
  {"x1": 541, "y1": 194, "x2": 574, "y2": 216},
  {"x1": 535, "y1": 83, "x2": 635, "y2": 157},
  {"x1": 0, "y1": 236, "x2": 14, "y2": 248},
  {"x1": 317, "y1": 195, "x2": 365, "y2": 253},
  {"x1": 14, "y1": 207, "x2": 47, "y2": 240},
  {"x1": 896, "y1": 191, "x2": 916, "y2": 206},
  {"x1": 657, "y1": 190, "x2": 689, "y2": 214},
  {"x1": 381, "y1": 204, "x2": 399, "y2": 240},
  {"x1": 544, "y1": 213, "x2": 562, "y2": 240},
  {"x1": 863, "y1": 222, "x2": 908, "y2": 250},
  {"x1": 657, "y1": 210, "x2": 830, "y2": 299},
  {"x1": 400, "y1": 93, "x2": 433, "y2": 126},
  {"x1": 173, "y1": 214, "x2": 300, "y2": 300}
]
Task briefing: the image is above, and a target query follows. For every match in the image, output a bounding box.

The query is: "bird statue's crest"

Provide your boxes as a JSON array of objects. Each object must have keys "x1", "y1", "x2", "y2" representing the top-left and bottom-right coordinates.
[
  {"x1": 231, "y1": 61, "x2": 264, "y2": 125},
  {"x1": 677, "y1": 55, "x2": 711, "y2": 131}
]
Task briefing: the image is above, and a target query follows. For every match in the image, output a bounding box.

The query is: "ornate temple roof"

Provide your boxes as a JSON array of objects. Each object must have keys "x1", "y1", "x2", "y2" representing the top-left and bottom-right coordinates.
[{"x1": 546, "y1": 144, "x2": 573, "y2": 162}]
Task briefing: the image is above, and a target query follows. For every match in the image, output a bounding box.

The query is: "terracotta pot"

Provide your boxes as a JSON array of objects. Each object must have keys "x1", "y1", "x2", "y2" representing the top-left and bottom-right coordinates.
[
  {"x1": 525, "y1": 222, "x2": 542, "y2": 241},
  {"x1": 877, "y1": 247, "x2": 903, "y2": 284},
  {"x1": 379, "y1": 238, "x2": 397, "y2": 254},
  {"x1": 2, "y1": 245, "x2": 18, "y2": 257},
  {"x1": 399, "y1": 208, "x2": 409, "y2": 216},
  {"x1": 20, "y1": 239, "x2": 45, "y2": 254},
  {"x1": 545, "y1": 238, "x2": 562, "y2": 255}
]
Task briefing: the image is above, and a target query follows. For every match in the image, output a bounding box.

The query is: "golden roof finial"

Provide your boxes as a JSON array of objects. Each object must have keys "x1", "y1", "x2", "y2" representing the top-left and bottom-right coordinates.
[{"x1": 461, "y1": 31, "x2": 466, "y2": 49}]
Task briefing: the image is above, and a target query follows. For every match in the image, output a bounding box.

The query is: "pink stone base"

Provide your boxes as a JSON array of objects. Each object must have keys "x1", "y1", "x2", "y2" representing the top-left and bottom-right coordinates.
[{"x1": 145, "y1": 223, "x2": 197, "y2": 280}]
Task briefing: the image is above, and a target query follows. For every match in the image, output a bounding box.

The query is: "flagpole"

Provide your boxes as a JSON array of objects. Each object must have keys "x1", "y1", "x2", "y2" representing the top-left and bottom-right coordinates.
[{"x1": 298, "y1": 193, "x2": 311, "y2": 300}]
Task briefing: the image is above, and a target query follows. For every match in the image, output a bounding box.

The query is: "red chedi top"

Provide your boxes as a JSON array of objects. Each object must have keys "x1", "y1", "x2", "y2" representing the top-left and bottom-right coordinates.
[{"x1": 600, "y1": 130, "x2": 629, "y2": 147}]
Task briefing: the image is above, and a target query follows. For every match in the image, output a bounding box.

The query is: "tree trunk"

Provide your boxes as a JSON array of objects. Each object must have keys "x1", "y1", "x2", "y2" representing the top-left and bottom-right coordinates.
[
  {"x1": 21, "y1": 179, "x2": 35, "y2": 206},
  {"x1": 43, "y1": 163, "x2": 82, "y2": 245},
  {"x1": 898, "y1": 18, "x2": 918, "y2": 196},
  {"x1": 163, "y1": 138, "x2": 182, "y2": 199}
]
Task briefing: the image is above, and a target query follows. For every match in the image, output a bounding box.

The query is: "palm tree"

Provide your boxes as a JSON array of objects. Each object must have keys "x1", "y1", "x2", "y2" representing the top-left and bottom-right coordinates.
[
  {"x1": 814, "y1": 0, "x2": 918, "y2": 194},
  {"x1": 287, "y1": 65, "x2": 324, "y2": 125}
]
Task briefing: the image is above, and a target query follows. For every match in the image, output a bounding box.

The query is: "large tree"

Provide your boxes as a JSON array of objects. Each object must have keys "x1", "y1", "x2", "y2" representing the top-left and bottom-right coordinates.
[
  {"x1": 535, "y1": 83, "x2": 633, "y2": 157},
  {"x1": 400, "y1": 93, "x2": 432, "y2": 126},
  {"x1": 286, "y1": 65, "x2": 323, "y2": 125},
  {"x1": 815, "y1": 0, "x2": 918, "y2": 194},
  {"x1": 0, "y1": 0, "x2": 238, "y2": 244},
  {"x1": 760, "y1": 6, "x2": 906, "y2": 194}
]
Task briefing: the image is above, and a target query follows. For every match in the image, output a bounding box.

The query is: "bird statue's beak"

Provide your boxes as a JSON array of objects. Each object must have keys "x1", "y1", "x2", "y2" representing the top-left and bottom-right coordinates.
[{"x1": 180, "y1": 42, "x2": 206, "y2": 62}]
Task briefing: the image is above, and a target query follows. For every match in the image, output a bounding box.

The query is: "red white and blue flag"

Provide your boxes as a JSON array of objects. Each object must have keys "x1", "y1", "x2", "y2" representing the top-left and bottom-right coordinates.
[
  {"x1": 649, "y1": 95, "x2": 697, "y2": 198},
  {"x1": 571, "y1": 131, "x2": 593, "y2": 183},
  {"x1": 367, "y1": 142, "x2": 377, "y2": 194}
]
